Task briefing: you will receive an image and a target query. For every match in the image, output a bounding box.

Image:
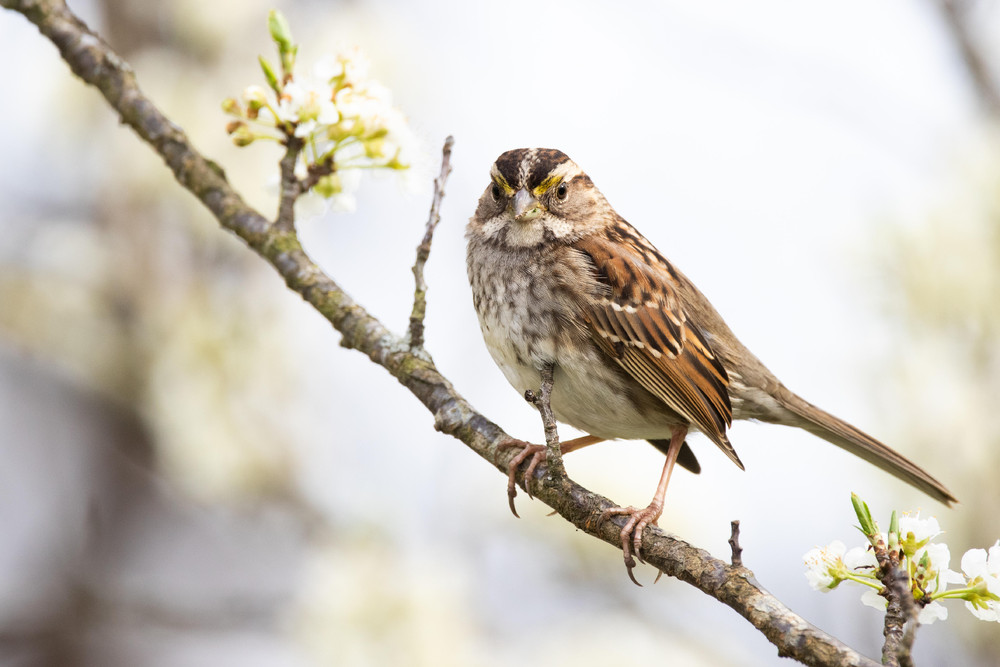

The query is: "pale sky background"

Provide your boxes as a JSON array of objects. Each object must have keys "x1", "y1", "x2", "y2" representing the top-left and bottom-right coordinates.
[{"x1": 1, "y1": 1, "x2": 997, "y2": 665}]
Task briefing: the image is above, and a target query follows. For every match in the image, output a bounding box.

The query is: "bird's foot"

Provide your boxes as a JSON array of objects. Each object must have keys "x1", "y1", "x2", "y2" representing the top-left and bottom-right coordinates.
[
  {"x1": 598, "y1": 500, "x2": 664, "y2": 586},
  {"x1": 497, "y1": 439, "x2": 548, "y2": 517}
]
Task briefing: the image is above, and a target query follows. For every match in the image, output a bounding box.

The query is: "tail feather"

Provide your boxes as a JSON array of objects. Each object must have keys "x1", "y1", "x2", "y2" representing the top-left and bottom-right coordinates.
[
  {"x1": 648, "y1": 439, "x2": 701, "y2": 474},
  {"x1": 777, "y1": 392, "x2": 956, "y2": 506}
]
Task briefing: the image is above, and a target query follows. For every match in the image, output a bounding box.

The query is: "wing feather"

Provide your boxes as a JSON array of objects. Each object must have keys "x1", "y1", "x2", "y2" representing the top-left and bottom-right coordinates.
[{"x1": 576, "y1": 230, "x2": 742, "y2": 468}]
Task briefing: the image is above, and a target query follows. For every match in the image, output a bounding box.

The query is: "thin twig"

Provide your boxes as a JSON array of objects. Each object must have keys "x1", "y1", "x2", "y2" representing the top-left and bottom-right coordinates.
[
  {"x1": 522, "y1": 364, "x2": 567, "y2": 481},
  {"x1": 2, "y1": 2, "x2": 881, "y2": 664},
  {"x1": 408, "y1": 135, "x2": 454, "y2": 350},
  {"x1": 536, "y1": 362, "x2": 566, "y2": 480},
  {"x1": 936, "y1": 0, "x2": 1000, "y2": 117},
  {"x1": 729, "y1": 520, "x2": 743, "y2": 567}
]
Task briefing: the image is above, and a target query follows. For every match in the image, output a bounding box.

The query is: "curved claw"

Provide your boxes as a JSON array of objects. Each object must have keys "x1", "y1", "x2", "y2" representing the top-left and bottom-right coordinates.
[
  {"x1": 497, "y1": 439, "x2": 547, "y2": 517},
  {"x1": 625, "y1": 554, "x2": 642, "y2": 587},
  {"x1": 597, "y1": 503, "x2": 664, "y2": 586}
]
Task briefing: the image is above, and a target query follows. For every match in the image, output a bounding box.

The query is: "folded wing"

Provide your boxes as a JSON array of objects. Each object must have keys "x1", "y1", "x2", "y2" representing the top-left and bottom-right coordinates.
[{"x1": 575, "y1": 229, "x2": 742, "y2": 469}]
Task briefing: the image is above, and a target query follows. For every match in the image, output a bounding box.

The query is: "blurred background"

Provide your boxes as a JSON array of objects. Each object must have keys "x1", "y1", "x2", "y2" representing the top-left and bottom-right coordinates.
[{"x1": 2, "y1": 0, "x2": 999, "y2": 665}]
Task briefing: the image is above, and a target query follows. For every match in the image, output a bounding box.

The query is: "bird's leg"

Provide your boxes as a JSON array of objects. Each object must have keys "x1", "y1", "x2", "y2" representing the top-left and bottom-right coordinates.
[
  {"x1": 599, "y1": 425, "x2": 687, "y2": 585},
  {"x1": 499, "y1": 432, "x2": 604, "y2": 517}
]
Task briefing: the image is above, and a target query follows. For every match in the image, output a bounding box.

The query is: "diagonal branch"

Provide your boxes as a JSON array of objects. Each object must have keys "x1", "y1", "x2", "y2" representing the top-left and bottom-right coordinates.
[
  {"x1": 936, "y1": 0, "x2": 1000, "y2": 117},
  {"x1": 2, "y1": 1, "x2": 879, "y2": 665}
]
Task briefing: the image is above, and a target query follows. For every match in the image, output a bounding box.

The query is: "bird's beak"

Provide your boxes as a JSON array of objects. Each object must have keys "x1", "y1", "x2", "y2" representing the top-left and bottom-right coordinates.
[{"x1": 512, "y1": 188, "x2": 543, "y2": 221}]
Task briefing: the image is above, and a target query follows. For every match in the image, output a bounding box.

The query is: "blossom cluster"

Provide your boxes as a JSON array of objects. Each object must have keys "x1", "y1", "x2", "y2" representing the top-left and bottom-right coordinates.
[
  {"x1": 222, "y1": 11, "x2": 415, "y2": 211},
  {"x1": 804, "y1": 496, "x2": 1000, "y2": 625}
]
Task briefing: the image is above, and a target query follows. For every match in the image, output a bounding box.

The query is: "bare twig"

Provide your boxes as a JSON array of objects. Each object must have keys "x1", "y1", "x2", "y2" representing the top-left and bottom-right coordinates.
[
  {"x1": 519, "y1": 365, "x2": 568, "y2": 489},
  {"x1": 1, "y1": 2, "x2": 881, "y2": 664},
  {"x1": 729, "y1": 520, "x2": 743, "y2": 567},
  {"x1": 536, "y1": 362, "x2": 566, "y2": 480},
  {"x1": 936, "y1": 0, "x2": 1000, "y2": 117},
  {"x1": 408, "y1": 135, "x2": 454, "y2": 350}
]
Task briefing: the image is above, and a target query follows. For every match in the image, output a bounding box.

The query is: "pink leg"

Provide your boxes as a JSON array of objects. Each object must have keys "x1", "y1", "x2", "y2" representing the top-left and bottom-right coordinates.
[
  {"x1": 499, "y1": 435, "x2": 604, "y2": 517},
  {"x1": 599, "y1": 425, "x2": 687, "y2": 585}
]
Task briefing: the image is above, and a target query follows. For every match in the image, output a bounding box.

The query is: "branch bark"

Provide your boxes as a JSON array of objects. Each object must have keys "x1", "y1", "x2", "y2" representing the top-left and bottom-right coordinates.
[
  {"x1": 872, "y1": 537, "x2": 918, "y2": 667},
  {"x1": 275, "y1": 135, "x2": 304, "y2": 233},
  {"x1": 2, "y1": 1, "x2": 880, "y2": 664}
]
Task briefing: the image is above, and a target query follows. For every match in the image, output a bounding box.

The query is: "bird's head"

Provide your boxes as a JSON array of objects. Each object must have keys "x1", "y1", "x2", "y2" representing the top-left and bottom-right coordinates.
[{"x1": 472, "y1": 147, "x2": 611, "y2": 247}]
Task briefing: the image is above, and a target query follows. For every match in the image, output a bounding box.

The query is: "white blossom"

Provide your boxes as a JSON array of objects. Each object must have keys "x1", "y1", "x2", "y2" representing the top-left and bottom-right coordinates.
[
  {"x1": 807, "y1": 499, "x2": 1000, "y2": 626},
  {"x1": 861, "y1": 587, "x2": 885, "y2": 612},
  {"x1": 960, "y1": 541, "x2": 1000, "y2": 622},
  {"x1": 804, "y1": 541, "x2": 848, "y2": 591},
  {"x1": 229, "y1": 44, "x2": 417, "y2": 206},
  {"x1": 273, "y1": 80, "x2": 338, "y2": 129},
  {"x1": 844, "y1": 545, "x2": 877, "y2": 571},
  {"x1": 858, "y1": 576, "x2": 949, "y2": 624},
  {"x1": 918, "y1": 602, "x2": 949, "y2": 624},
  {"x1": 898, "y1": 512, "x2": 943, "y2": 556},
  {"x1": 313, "y1": 47, "x2": 371, "y2": 87},
  {"x1": 917, "y1": 542, "x2": 961, "y2": 599}
]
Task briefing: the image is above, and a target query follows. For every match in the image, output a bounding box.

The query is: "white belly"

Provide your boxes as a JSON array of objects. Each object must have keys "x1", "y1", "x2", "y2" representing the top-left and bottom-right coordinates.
[{"x1": 476, "y1": 289, "x2": 682, "y2": 441}]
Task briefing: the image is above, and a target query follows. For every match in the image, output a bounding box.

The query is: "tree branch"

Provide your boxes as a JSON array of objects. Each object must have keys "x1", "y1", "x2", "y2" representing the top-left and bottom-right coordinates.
[
  {"x1": 2, "y1": 1, "x2": 881, "y2": 664},
  {"x1": 276, "y1": 135, "x2": 303, "y2": 233},
  {"x1": 936, "y1": 0, "x2": 1000, "y2": 117},
  {"x1": 408, "y1": 135, "x2": 453, "y2": 350}
]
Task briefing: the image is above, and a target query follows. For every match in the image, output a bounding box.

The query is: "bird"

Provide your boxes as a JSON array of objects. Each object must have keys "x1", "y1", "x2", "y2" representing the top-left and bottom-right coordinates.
[{"x1": 465, "y1": 147, "x2": 956, "y2": 582}]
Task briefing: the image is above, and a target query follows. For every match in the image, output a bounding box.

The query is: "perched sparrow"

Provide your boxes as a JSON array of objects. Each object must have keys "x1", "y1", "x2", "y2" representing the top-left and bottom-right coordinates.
[{"x1": 466, "y1": 147, "x2": 956, "y2": 581}]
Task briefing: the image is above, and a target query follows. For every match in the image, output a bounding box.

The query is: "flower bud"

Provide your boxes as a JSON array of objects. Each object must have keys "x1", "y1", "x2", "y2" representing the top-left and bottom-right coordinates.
[
  {"x1": 221, "y1": 97, "x2": 242, "y2": 116},
  {"x1": 230, "y1": 125, "x2": 256, "y2": 147},
  {"x1": 268, "y1": 10, "x2": 294, "y2": 51},
  {"x1": 852, "y1": 493, "x2": 878, "y2": 539}
]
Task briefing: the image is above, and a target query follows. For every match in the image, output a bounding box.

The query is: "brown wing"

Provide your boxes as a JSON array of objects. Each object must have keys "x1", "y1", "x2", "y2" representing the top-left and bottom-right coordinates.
[{"x1": 575, "y1": 229, "x2": 743, "y2": 469}]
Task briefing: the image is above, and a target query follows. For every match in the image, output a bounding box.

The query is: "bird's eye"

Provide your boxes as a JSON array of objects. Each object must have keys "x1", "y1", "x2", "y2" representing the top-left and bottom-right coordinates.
[
  {"x1": 556, "y1": 183, "x2": 568, "y2": 200},
  {"x1": 491, "y1": 183, "x2": 501, "y2": 201}
]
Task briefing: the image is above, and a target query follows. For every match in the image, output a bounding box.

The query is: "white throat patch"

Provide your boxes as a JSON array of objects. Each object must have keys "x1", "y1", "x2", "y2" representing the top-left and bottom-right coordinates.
[{"x1": 483, "y1": 213, "x2": 574, "y2": 247}]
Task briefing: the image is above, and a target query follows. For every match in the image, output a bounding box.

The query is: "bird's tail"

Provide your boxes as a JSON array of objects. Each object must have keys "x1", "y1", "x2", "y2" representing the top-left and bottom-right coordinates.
[{"x1": 775, "y1": 391, "x2": 957, "y2": 506}]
